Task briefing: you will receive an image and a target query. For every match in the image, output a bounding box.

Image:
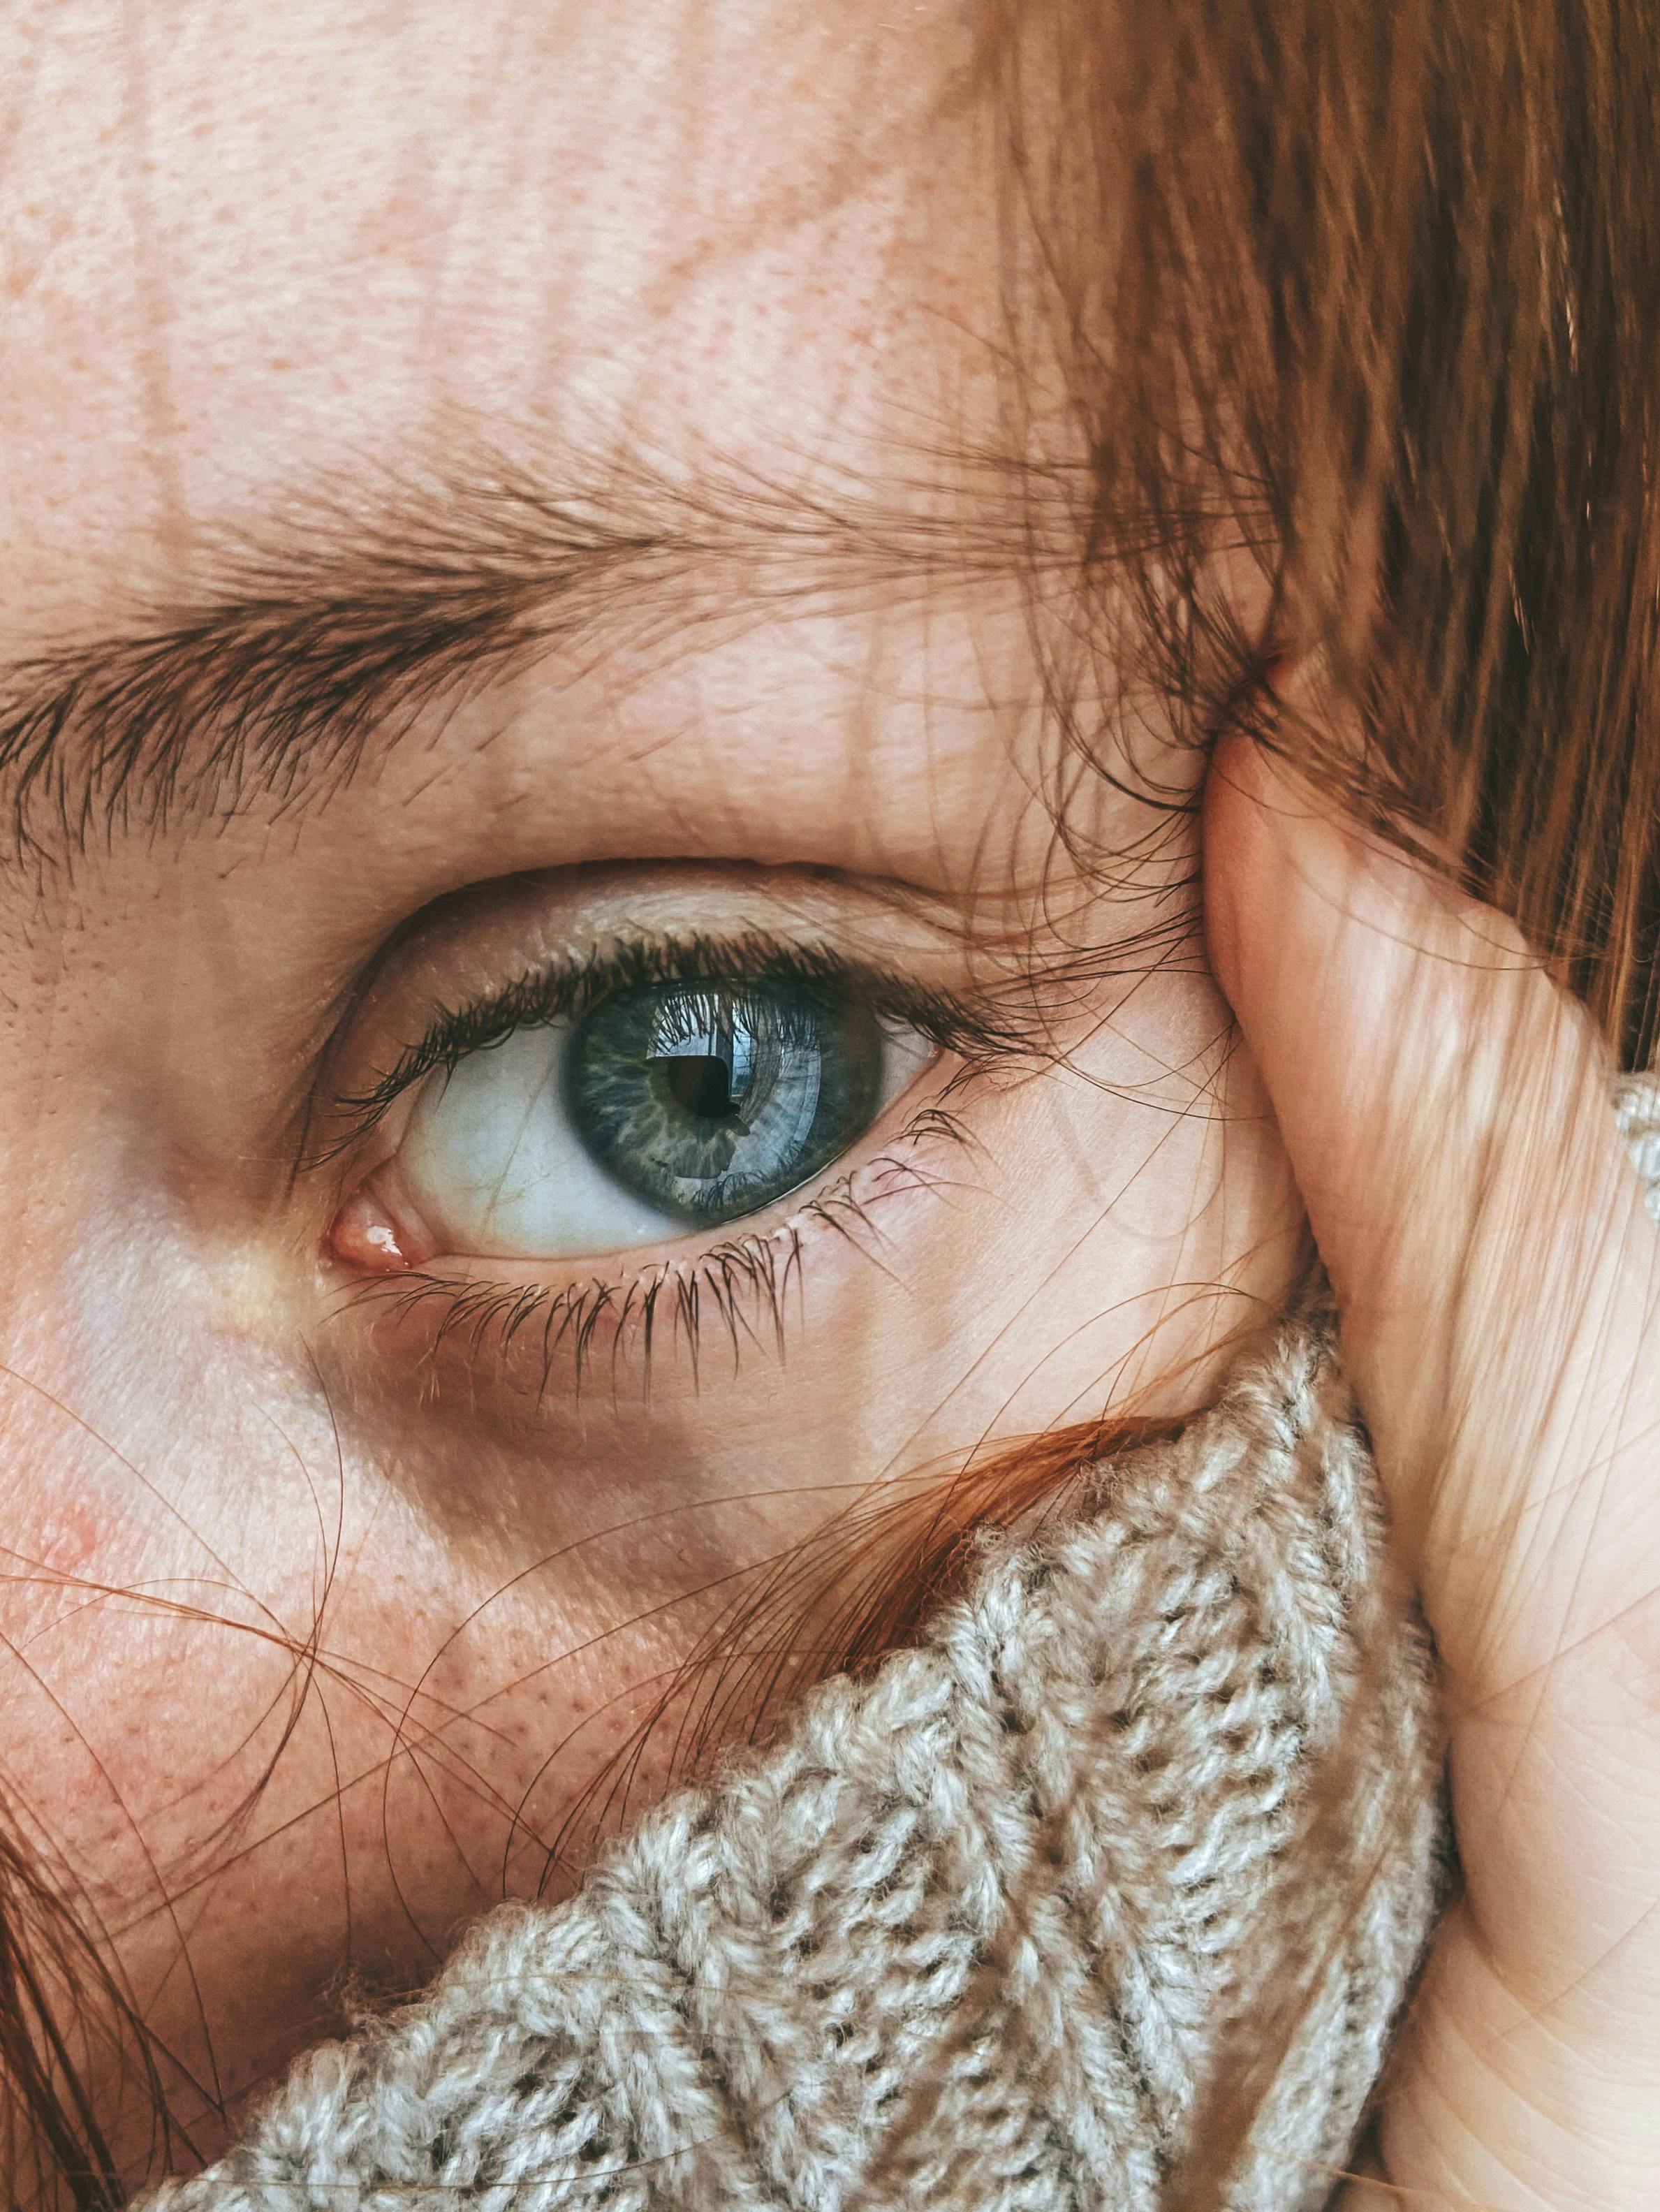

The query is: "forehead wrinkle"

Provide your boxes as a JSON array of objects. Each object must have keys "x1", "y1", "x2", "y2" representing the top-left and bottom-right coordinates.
[{"x1": 0, "y1": 431, "x2": 1063, "y2": 874}]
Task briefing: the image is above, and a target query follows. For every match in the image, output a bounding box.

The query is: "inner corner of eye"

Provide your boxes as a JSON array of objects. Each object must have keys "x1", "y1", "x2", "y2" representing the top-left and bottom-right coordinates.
[
  {"x1": 328, "y1": 1171, "x2": 433, "y2": 1273},
  {"x1": 333, "y1": 974, "x2": 942, "y2": 1270}
]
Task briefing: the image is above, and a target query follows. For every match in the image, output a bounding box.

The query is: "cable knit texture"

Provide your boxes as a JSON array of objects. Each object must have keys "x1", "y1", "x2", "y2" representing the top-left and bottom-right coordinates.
[{"x1": 141, "y1": 1302, "x2": 1453, "y2": 2212}]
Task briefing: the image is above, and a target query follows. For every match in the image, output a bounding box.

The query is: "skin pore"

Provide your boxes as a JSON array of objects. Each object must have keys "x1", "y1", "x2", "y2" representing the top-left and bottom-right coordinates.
[{"x1": 0, "y1": 1, "x2": 1300, "y2": 2185}]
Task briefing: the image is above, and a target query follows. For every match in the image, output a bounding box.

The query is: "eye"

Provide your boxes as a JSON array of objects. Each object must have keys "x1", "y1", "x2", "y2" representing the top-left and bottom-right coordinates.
[{"x1": 385, "y1": 977, "x2": 936, "y2": 1261}]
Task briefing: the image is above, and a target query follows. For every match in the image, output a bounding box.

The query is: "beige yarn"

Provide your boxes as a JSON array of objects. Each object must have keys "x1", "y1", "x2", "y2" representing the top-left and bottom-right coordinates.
[{"x1": 143, "y1": 1305, "x2": 1449, "y2": 2211}]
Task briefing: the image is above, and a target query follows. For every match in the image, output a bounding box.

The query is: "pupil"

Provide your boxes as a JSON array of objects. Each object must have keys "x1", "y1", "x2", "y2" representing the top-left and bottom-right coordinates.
[{"x1": 663, "y1": 1053, "x2": 735, "y2": 1120}]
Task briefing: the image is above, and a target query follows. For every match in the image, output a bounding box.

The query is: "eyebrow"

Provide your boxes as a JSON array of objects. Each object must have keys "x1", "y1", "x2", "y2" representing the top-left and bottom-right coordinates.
[{"x1": 0, "y1": 447, "x2": 1031, "y2": 868}]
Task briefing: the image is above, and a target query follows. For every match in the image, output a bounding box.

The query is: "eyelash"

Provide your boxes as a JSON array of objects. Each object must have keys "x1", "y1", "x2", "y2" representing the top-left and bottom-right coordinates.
[
  {"x1": 321, "y1": 930, "x2": 1021, "y2": 1391},
  {"x1": 333, "y1": 1101, "x2": 976, "y2": 1397},
  {"x1": 324, "y1": 928, "x2": 1018, "y2": 1155}
]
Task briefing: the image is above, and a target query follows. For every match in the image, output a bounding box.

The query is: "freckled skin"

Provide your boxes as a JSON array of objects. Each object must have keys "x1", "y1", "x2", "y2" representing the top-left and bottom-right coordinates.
[{"x1": 0, "y1": 1, "x2": 1300, "y2": 2190}]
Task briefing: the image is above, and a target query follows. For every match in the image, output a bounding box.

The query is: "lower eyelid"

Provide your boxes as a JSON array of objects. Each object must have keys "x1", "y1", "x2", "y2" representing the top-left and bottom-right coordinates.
[{"x1": 330, "y1": 1102, "x2": 969, "y2": 1405}]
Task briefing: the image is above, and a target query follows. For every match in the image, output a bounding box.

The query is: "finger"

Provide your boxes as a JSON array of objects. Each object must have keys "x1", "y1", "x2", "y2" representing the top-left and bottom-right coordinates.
[{"x1": 1204, "y1": 735, "x2": 1660, "y2": 2194}]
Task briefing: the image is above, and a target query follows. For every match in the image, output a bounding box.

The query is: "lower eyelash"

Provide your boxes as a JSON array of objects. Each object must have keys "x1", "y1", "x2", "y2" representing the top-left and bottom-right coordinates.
[{"x1": 332, "y1": 1102, "x2": 978, "y2": 1405}]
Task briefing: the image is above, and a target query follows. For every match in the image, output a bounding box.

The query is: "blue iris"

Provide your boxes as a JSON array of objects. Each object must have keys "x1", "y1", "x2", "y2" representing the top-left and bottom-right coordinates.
[{"x1": 566, "y1": 980, "x2": 884, "y2": 1226}]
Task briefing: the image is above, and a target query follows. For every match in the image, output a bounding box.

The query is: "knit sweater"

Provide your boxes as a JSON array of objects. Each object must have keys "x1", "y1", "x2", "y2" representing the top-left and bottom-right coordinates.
[{"x1": 144, "y1": 1304, "x2": 1450, "y2": 2212}]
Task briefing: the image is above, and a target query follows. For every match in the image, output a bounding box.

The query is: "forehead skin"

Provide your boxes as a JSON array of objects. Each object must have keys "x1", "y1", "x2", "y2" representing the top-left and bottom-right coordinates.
[
  {"x1": 0, "y1": 1, "x2": 1117, "y2": 921},
  {"x1": 0, "y1": 1, "x2": 992, "y2": 625}
]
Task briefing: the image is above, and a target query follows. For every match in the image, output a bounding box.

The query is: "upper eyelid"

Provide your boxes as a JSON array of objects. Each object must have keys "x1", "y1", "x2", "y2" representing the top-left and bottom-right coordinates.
[{"x1": 314, "y1": 930, "x2": 1035, "y2": 1165}]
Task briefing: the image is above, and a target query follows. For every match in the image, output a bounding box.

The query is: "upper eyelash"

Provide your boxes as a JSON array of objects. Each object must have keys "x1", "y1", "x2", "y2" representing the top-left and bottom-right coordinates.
[{"x1": 323, "y1": 928, "x2": 1029, "y2": 1155}]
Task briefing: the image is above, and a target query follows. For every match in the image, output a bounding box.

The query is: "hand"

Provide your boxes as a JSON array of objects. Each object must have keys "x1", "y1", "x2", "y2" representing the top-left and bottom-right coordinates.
[{"x1": 1203, "y1": 735, "x2": 1660, "y2": 2210}]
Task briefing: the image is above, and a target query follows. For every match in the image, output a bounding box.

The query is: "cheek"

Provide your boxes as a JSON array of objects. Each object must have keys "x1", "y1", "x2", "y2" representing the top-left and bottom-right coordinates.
[
  {"x1": 9, "y1": 1489, "x2": 110, "y2": 1586},
  {"x1": 0, "y1": 1333, "x2": 709, "y2": 2166}
]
